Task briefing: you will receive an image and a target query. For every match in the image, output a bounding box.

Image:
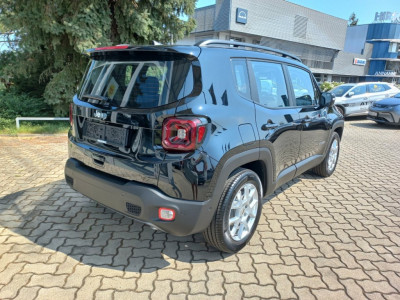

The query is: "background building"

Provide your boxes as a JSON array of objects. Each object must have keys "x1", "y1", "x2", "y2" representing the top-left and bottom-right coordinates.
[
  {"x1": 345, "y1": 23, "x2": 400, "y2": 83},
  {"x1": 179, "y1": 0, "x2": 400, "y2": 83}
]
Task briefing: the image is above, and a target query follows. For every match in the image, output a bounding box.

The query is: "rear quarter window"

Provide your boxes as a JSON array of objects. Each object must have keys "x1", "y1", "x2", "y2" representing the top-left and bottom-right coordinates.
[
  {"x1": 368, "y1": 84, "x2": 385, "y2": 93},
  {"x1": 231, "y1": 59, "x2": 250, "y2": 99}
]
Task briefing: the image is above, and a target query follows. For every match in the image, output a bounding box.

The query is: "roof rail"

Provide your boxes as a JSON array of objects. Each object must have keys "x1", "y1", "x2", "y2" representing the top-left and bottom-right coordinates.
[{"x1": 195, "y1": 39, "x2": 301, "y2": 62}]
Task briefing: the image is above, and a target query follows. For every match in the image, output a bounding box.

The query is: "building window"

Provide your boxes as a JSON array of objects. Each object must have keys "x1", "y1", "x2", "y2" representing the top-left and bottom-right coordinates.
[
  {"x1": 389, "y1": 42, "x2": 398, "y2": 53},
  {"x1": 293, "y1": 15, "x2": 308, "y2": 39},
  {"x1": 385, "y1": 61, "x2": 400, "y2": 75},
  {"x1": 313, "y1": 74, "x2": 322, "y2": 82},
  {"x1": 226, "y1": 36, "x2": 244, "y2": 42}
]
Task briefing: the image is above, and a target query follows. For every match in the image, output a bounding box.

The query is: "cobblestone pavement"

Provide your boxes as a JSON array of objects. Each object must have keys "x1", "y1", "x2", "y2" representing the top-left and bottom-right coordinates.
[{"x1": 0, "y1": 118, "x2": 399, "y2": 300}]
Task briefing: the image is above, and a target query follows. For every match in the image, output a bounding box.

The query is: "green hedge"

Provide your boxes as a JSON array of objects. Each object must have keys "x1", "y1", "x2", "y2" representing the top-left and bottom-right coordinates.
[
  {"x1": 319, "y1": 82, "x2": 344, "y2": 92},
  {"x1": 0, "y1": 90, "x2": 52, "y2": 119}
]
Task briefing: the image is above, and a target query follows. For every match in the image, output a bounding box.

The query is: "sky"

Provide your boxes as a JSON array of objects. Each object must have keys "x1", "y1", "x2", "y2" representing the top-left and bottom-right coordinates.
[{"x1": 195, "y1": 0, "x2": 400, "y2": 25}]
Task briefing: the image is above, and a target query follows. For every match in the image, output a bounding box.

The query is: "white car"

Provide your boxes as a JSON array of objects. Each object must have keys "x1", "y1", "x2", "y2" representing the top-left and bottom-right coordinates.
[{"x1": 331, "y1": 82, "x2": 400, "y2": 117}]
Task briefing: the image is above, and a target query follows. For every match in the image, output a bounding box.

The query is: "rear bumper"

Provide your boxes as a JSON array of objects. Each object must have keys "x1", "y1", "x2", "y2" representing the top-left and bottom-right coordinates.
[{"x1": 64, "y1": 158, "x2": 214, "y2": 236}]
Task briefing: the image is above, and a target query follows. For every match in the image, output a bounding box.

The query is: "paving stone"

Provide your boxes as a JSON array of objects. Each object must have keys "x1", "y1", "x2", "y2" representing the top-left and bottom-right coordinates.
[
  {"x1": 102, "y1": 277, "x2": 136, "y2": 290},
  {"x1": 340, "y1": 279, "x2": 366, "y2": 299},
  {"x1": 270, "y1": 264, "x2": 304, "y2": 276},
  {"x1": 241, "y1": 284, "x2": 278, "y2": 298},
  {"x1": 64, "y1": 264, "x2": 91, "y2": 288},
  {"x1": 27, "y1": 274, "x2": 67, "y2": 287},
  {"x1": 206, "y1": 271, "x2": 225, "y2": 295},
  {"x1": 35, "y1": 287, "x2": 77, "y2": 300},
  {"x1": 75, "y1": 276, "x2": 102, "y2": 300},
  {"x1": 136, "y1": 271, "x2": 157, "y2": 292},
  {"x1": 0, "y1": 261, "x2": 25, "y2": 285},
  {"x1": 317, "y1": 267, "x2": 345, "y2": 290},
  {"x1": 0, "y1": 273, "x2": 32, "y2": 299},
  {"x1": 157, "y1": 269, "x2": 190, "y2": 281},
  {"x1": 1, "y1": 119, "x2": 400, "y2": 298},
  {"x1": 311, "y1": 289, "x2": 351, "y2": 300},
  {"x1": 94, "y1": 289, "x2": 114, "y2": 299},
  {"x1": 333, "y1": 267, "x2": 370, "y2": 280},
  {"x1": 21, "y1": 263, "x2": 58, "y2": 274},
  {"x1": 274, "y1": 274, "x2": 297, "y2": 299},
  {"x1": 294, "y1": 287, "x2": 316, "y2": 300},
  {"x1": 290, "y1": 275, "x2": 326, "y2": 289},
  {"x1": 171, "y1": 281, "x2": 189, "y2": 294},
  {"x1": 357, "y1": 280, "x2": 397, "y2": 294},
  {"x1": 14, "y1": 286, "x2": 40, "y2": 300},
  {"x1": 253, "y1": 263, "x2": 275, "y2": 285},
  {"x1": 224, "y1": 272, "x2": 258, "y2": 284}
]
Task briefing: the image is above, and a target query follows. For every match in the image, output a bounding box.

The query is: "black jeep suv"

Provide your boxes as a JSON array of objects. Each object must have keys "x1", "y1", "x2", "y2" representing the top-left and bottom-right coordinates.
[{"x1": 65, "y1": 40, "x2": 344, "y2": 253}]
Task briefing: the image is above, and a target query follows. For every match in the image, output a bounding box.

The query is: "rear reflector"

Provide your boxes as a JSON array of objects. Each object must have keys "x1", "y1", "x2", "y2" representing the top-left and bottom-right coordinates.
[
  {"x1": 158, "y1": 208, "x2": 176, "y2": 221},
  {"x1": 69, "y1": 103, "x2": 73, "y2": 126}
]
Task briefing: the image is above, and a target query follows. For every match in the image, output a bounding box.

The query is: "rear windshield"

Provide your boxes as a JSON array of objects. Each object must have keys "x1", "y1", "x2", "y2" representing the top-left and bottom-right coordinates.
[
  {"x1": 330, "y1": 85, "x2": 354, "y2": 97},
  {"x1": 79, "y1": 58, "x2": 195, "y2": 108}
]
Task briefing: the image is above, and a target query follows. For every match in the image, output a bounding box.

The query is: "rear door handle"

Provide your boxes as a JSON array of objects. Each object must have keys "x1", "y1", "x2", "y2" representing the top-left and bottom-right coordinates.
[{"x1": 261, "y1": 123, "x2": 278, "y2": 131}]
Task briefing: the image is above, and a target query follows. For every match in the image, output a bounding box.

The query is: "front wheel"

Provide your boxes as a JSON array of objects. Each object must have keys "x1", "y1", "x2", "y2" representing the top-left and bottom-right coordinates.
[
  {"x1": 312, "y1": 132, "x2": 340, "y2": 177},
  {"x1": 203, "y1": 169, "x2": 262, "y2": 253}
]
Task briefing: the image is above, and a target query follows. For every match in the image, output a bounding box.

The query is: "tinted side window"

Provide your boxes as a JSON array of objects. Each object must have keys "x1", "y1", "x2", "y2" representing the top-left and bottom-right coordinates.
[
  {"x1": 368, "y1": 84, "x2": 385, "y2": 93},
  {"x1": 382, "y1": 84, "x2": 391, "y2": 91},
  {"x1": 231, "y1": 59, "x2": 250, "y2": 98},
  {"x1": 287, "y1": 66, "x2": 318, "y2": 106},
  {"x1": 249, "y1": 61, "x2": 289, "y2": 108},
  {"x1": 352, "y1": 85, "x2": 367, "y2": 95}
]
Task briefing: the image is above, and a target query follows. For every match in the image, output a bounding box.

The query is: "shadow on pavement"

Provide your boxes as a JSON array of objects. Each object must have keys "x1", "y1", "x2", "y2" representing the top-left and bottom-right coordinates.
[{"x1": 0, "y1": 180, "x2": 232, "y2": 273}]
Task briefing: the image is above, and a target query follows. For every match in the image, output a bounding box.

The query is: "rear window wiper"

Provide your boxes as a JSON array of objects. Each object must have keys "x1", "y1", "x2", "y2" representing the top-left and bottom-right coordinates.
[{"x1": 82, "y1": 94, "x2": 111, "y2": 103}]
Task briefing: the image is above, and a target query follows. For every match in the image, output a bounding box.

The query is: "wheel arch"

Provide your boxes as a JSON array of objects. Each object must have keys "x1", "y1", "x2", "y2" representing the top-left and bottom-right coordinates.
[
  {"x1": 209, "y1": 147, "x2": 274, "y2": 208},
  {"x1": 332, "y1": 119, "x2": 344, "y2": 140},
  {"x1": 335, "y1": 105, "x2": 345, "y2": 116}
]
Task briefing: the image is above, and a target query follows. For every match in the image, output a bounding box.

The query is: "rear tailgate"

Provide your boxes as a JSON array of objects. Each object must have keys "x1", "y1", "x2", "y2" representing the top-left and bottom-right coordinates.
[{"x1": 69, "y1": 47, "x2": 201, "y2": 187}]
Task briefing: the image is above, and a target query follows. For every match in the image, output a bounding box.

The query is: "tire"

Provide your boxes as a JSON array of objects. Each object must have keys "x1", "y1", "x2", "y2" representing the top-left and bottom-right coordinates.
[
  {"x1": 336, "y1": 106, "x2": 345, "y2": 117},
  {"x1": 203, "y1": 168, "x2": 262, "y2": 253},
  {"x1": 312, "y1": 132, "x2": 340, "y2": 177}
]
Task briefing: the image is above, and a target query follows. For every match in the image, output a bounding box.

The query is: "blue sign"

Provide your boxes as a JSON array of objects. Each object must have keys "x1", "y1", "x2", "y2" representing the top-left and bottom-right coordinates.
[
  {"x1": 353, "y1": 58, "x2": 366, "y2": 66},
  {"x1": 236, "y1": 8, "x2": 248, "y2": 24}
]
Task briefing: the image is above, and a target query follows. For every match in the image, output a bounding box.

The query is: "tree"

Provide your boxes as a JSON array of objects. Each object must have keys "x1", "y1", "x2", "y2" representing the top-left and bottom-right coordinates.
[
  {"x1": 348, "y1": 12, "x2": 359, "y2": 26},
  {"x1": 0, "y1": 0, "x2": 196, "y2": 115}
]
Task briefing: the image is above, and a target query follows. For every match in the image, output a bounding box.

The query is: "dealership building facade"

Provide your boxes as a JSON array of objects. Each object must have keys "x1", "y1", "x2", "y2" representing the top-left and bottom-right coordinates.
[{"x1": 179, "y1": 0, "x2": 400, "y2": 83}]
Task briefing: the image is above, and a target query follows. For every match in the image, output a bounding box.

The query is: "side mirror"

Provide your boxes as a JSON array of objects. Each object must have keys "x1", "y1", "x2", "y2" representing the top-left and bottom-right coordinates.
[
  {"x1": 347, "y1": 91, "x2": 354, "y2": 98},
  {"x1": 321, "y1": 92, "x2": 335, "y2": 107}
]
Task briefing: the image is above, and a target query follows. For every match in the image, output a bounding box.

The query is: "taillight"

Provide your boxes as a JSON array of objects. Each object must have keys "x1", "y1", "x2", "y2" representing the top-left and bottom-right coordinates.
[
  {"x1": 69, "y1": 103, "x2": 73, "y2": 126},
  {"x1": 162, "y1": 118, "x2": 206, "y2": 151}
]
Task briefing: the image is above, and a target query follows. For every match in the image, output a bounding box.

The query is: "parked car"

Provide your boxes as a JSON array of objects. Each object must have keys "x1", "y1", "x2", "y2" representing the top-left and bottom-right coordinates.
[
  {"x1": 368, "y1": 93, "x2": 400, "y2": 126},
  {"x1": 331, "y1": 82, "x2": 399, "y2": 117},
  {"x1": 65, "y1": 40, "x2": 344, "y2": 253}
]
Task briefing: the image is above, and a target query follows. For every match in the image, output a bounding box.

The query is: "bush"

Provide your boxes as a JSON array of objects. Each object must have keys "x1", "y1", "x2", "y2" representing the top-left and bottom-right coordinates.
[
  {"x1": 0, "y1": 90, "x2": 52, "y2": 119},
  {"x1": 320, "y1": 81, "x2": 344, "y2": 92},
  {"x1": 0, "y1": 117, "x2": 14, "y2": 131}
]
